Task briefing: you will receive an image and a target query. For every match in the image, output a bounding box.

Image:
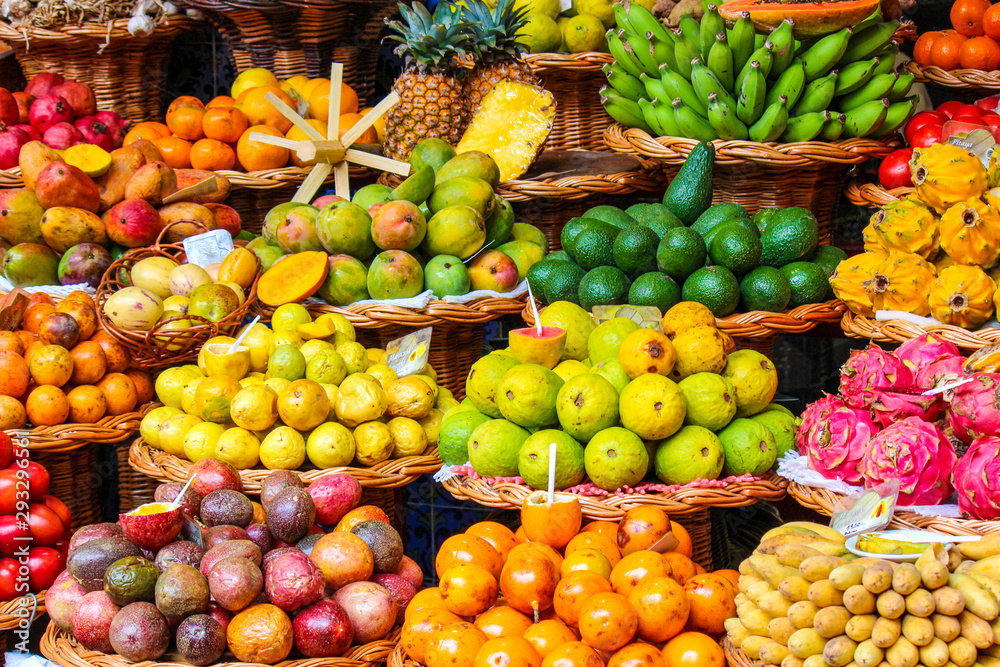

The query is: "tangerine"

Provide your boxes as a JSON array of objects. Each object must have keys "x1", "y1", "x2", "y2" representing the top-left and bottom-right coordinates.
[
  {"x1": 521, "y1": 490, "x2": 582, "y2": 549},
  {"x1": 475, "y1": 636, "x2": 542, "y2": 667},
  {"x1": 226, "y1": 604, "x2": 293, "y2": 664},
  {"x1": 167, "y1": 95, "x2": 206, "y2": 115},
  {"x1": 167, "y1": 106, "x2": 207, "y2": 141},
  {"x1": 553, "y1": 571, "x2": 614, "y2": 628},
  {"x1": 0, "y1": 332, "x2": 23, "y2": 355},
  {"x1": 669, "y1": 521, "x2": 693, "y2": 559},
  {"x1": 241, "y1": 86, "x2": 295, "y2": 132},
  {"x1": 425, "y1": 621, "x2": 489, "y2": 667},
  {"x1": 0, "y1": 396, "x2": 26, "y2": 429},
  {"x1": 467, "y1": 521, "x2": 518, "y2": 560},
  {"x1": 661, "y1": 552, "x2": 696, "y2": 585},
  {"x1": 440, "y1": 563, "x2": 499, "y2": 616},
  {"x1": 236, "y1": 126, "x2": 290, "y2": 171},
  {"x1": 986, "y1": 5, "x2": 1000, "y2": 40},
  {"x1": 402, "y1": 607, "x2": 465, "y2": 663},
  {"x1": 914, "y1": 31, "x2": 944, "y2": 65},
  {"x1": 931, "y1": 33, "x2": 970, "y2": 69},
  {"x1": 522, "y1": 619, "x2": 578, "y2": 658},
  {"x1": 628, "y1": 575, "x2": 689, "y2": 643},
  {"x1": 436, "y1": 534, "x2": 503, "y2": 580},
  {"x1": 67, "y1": 385, "x2": 107, "y2": 423},
  {"x1": 539, "y1": 641, "x2": 604, "y2": 667},
  {"x1": 476, "y1": 605, "x2": 534, "y2": 639},
  {"x1": 959, "y1": 35, "x2": 1000, "y2": 69},
  {"x1": 953, "y1": 0, "x2": 992, "y2": 36},
  {"x1": 501, "y1": 548, "x2": 560, "y2": 615},
  {"x1": 126, "y1": 370, "x2": 155, "y2": 405},
  {"x1": 207, "y1": 95, "x2": 236, "y2": 109},
  {"x1": 406, "y1": 587, "x2": 447, "y2": 621},
  {"x1": 28, "y1": 345, "x2": 73, "y2": 387},
  {"x1": 565, "y1": 532, "x2": 621, "y2": 568},
  {"x1": 0, "y1": 351, "x2": 29, "y2": 397},
  {"x1": 307, "y1": 80, "x2": 359, "y2": 121},
  {"x1": 97, "y1": 372, "x2": 138, "y2": 416},
  {"x1": 90, "y1": 331, "x2": 130, "y2": 373},
  {"x1": 577, "y1": 592, "x2": 637, "y2": 652},
  {"x1": 203, "y1": 107, "x2": 249, "y2": 143},
  {"x1": 661, "y1": 631, "x2": 725, "y2": 667},
  {"x1": 69, "y1": 341, "x2": 107, "y2": 385},
  {"x1": 337, "y1": 112, "x2": 378, "y2": 144},
  {"x1": 609, "y1": 643, "x2": 668, "y2": 667},
  {"x1": 610, "y1": 551, "x2": 673, "y2": 597},
  {"x1": 25, "y1": 385, "x2": 69, "y2": 426},
  {"x1": 682, "y1": 574, "x2": 736, "y2": 635},
  {"x1": 22, "y1": 303, "x2": 55, "y2": 334},
  {"x1": 124, "y1": 126, "x2": 167, "y2": 145},
  {"x1": 153, "y1": 136, "x2": 193, "y2": 169},
  {"x1": 190, "y1": 138, "x2": 237, "y2": 171},
  {"x1": 618, "y1": 506, "x2": 670, "y2": 556}
]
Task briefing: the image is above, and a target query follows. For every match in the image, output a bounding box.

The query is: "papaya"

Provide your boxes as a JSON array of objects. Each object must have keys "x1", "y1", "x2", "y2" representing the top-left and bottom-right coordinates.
[
  {"x1": 257, "y1": 250, "x2": 329, "y2": 306},
  {"x1": 719, "y1": 0, "x2": 879, "y2": 37}
]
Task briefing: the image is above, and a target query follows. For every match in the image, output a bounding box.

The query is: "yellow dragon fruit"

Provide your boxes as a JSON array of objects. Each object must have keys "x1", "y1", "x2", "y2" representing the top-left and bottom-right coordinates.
[
  {"x1": 862, "y1": 222, "x2": 882, "y2": 254},
  {"x1": 989, "y1": 150, "x2": 1000, "y2": 189},
  {"x1": 934, "y1": 251, "x2": 959, "y2": 273},
  {"x1": 869, "y1": 198, "x2": 940, "y2": 259},
  {"x1": 830, "y1": 252, "x2": 887, "y2": 317},
  {"x1": 866, "y1": 252, "x2": 937, "y2": 316},
  {"x1": 939, "y1": 198, "x2": 1000, "y2": 268},
  {"x1": 928, "y1": 265, "x2": 995, "y2": 328},
  {"x1": 910, "y1": 143, "x2": 989, "y2": 213}
]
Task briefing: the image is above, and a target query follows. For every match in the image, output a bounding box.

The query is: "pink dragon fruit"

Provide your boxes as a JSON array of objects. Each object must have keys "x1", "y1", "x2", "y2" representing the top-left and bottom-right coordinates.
[
  {"x1": 862, "y1": 416, "x2": 957, "y2": 505},
  {"x1": 953, "y1": 436, "x2": 1000, "y2": 520},
  {"x1": 797, "y1": 396, "x2": 878, "y2": 484},
  {"x1": 840, "y1": 344, "x2": 914, "y2": 409},
  {"x1": 894, "y1": 334, "x2": 961, "y2": 371},
  {"x1": 948, "y1": 373, "x2": 1000, "y2": 444},
  {"x1": 869, "y1": 391, "x2": 943, "y2": 428},
  {"x1": 914, "y1": 355, "x2": 967, "y2": 392}
]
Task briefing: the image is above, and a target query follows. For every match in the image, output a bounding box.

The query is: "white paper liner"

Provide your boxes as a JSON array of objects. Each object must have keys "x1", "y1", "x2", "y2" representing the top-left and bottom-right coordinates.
[
  {"x1": 0, "y1": 277, "x2": 95, "y2": 296},
  {"x1": 281, "y1": 281, "x2": 526, "y2": 311}
]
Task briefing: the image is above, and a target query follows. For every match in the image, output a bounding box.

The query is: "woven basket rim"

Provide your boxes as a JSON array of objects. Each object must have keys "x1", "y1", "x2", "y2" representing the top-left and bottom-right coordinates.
[
  {"x1": 130, "y1": 438, "x2": 443, "y2": 494},
  {"x1": 841, "y1": 309, "x2": 1000, "y2": 351},
  {"x1": 388, "y1": 644, "x2": 410, "y2": 667},
  {"x1": 723, "y1": 636, "x2": 762, "y2": 667},
  {"x1": 0, "y1": 14, "x2": 201, "y2": 41},
  {"x1": 458, "y1": 51, "x2": 614, "y2": 72},
  {"x1": 788, "y1": 481, "x2": 996, "y2": 537},
  {"x1": 18, "y1": 403, "x2": 155, "y2": 452},
  {"x1": 440, "y1": 472, "x2": 788, "y2": 519},
  {"x1": 41, "y1": 621, "x2": 401, "y2": 667},
  {"x1": 603, "y1": 123, "x2": 901, "y2": 165},
  {"x1": 844, "y1": 177, "x2": 911, "y2": 209},
  {"x1": 905, "y1": 60, "x2": 1000, "y2": 89},
  {"x1": 0, "y1": 591, "x2": 46, "y2": 632}
]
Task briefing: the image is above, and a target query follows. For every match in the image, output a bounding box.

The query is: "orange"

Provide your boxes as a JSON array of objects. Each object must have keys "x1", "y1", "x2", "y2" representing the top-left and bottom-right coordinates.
[
  {"x1": 522, "y1": 620, "x2": 578, "y2": 658},
  {"x1": 914, "y1": 31, "x2": 944, "y2": 65},
  {"x1": 553, "y1": 571, "x2": 613, "y2": 628},
  {"x1": 337, "y1": 112, "x2": 378, "y2": 144},
  {"x1": 124, "y1": 125, "x2": 168, "y2": 145},
  {"x1": 436, "y1": 534, "x2": 504, "y2": 580},
  {"x1": 207, "y1": 95, "x2": 236, "y2": 109},
  {"x1": 22, "y1": 303, "x2": 55, "y2": 334},
  {"x1": 694, "y1": 563, "x2": 706, "y2": 575},
  {"x1": 475, "y1": 636, "x2": 542, "y2": 667},
  {"x1": 539, "y1": 641, "x2": 604, "y2": 667},
  {"x1": 14, "y1": 331, "x2": 35, "y2": 352},
  {"x1": 577, "y1": 592, "x2": 637, "y2": 652},
  {"x1": 628, "y1": 575, "x2": 689, "y2": 643},
  {"x1": 662, "y1": 552, "x2": 697, "y2": 585},
  {"x1": 440, "y1": 563, "x2": 499, "y2": 616},
  {"x1": 0, "y1": 332, "x2": 24, "y2": 355},
  {"x1": 0, "y1": 395, "x2": 26, "y2": 429},
  {"x1": 97, "y1": 372, "x2": 138, "y2": 416},
  {"x1": 284, "y1": 119, "x2": 328, "y2": 167},
  {"x1": 126, "y1": 370, "x2": 155, "y2": 405},
  {"x1": 25, "y1": 385, "x2": 69, "y2": 426},
  {"x1": 610, "y1": 551, "x2": 673, "y2": 597},
  {"x1": 670, "y1": 522, "x2": 693, "y2": 559},
  {"x1": 959, "y1": 35, "x2": 1000, "y2": 69},
  {"x1": 713, "y1": 569, "x2": 740, "y2": 588},
  {"x1": 986, "y1": 5, "x2": 1000, "y2": 40},
  {"x1": 560, "y1": 548, "x2": 612, "y2": 580},
  {"x1": 402, "y1": 607, "x2": 465, "y2": 663},
  {"x1": 580, "y1": 521, "x2": 618, "y2": 542},
  {"x1": 682, "y1": 574, "x2": 736, "y2": 635},
  {"x1": 237, "y1": 126, "x2": 290, "y2": 171},
  {"x1": 609, "y1": 643, "x2": 667, "y2": 667},
  {"x1": 203, "y1": 107, "x2": 249, "y2": 143},
  {"x1": 565, "y1": 532, "x2": 621, "y2": 568},
  {"x1": 476, "y1": 605, "x2": 534, "y2": 639},
  {"x1": 510, "y1": 542, "x2": 564, "y2": 572},
  {"x1": 931, "y1": 33, "x2": 970, "y2": 70},
  {"x1": 501, "y1": 547, "x2": 560, "y2": 615},
  {"x1": 91, "y1": 331, "x2": 130, "y2": 373},
  {"x1": 67, "y1": 385, "x2": 107, "y2": 423},
  {"x1": 953, "y1": 0, "x2": 992, "y2": 36},
  {"x1": 618, "y1": 506, "x2": 670, "y2": 555},
  {"x1": 28, "y1": 345, "x2": 73, "y2": 387},
  {"x1": 0, "y1": 351, "x2": 29, "y2": 398},
  {"x1": 426, "y1": 621, "x2": 489, "y2": 667},
  {"x1": 406, "y1": 587, "x2": 447, "y2": 621},
  {"x1": 68, "y1": 341, "x2": 107, "y2": 385},
  {"x1": 56, "y1": 300, "x2": 97, "y2": 339},
  {"x1": 226, "y1": 604, "x2": 292, "y2": 664},
  {"x1": 521, "y1": 491, "x2": 582, "y2": 549},
  {"x1": 307, "y1": 80, "x2": 359, "y2": 122},
  {"x1": 190, "y1": 138, "x2": 237, "y2": 171},
  {"x1": 22, "y1": 342, "x2": 42, "y2": 368},
  {"x1": 241, "y1": 86, "x2": 295, "y2": 132},
  {"x1": 358, "y1": 106, "x2": 386, "y2": 143},
  {"x1": 661, "y1": 631, "x2": 724, "y2": 667},
  {"x1": 153, "y1": 136, "x2": 192, "y2": 169},
  {"x1": 166, "y1": 106, "x2": 206, "y2": 141},
  {"x1": 466, "y1": 521, "x2": 518, "y2": 561},
  {"x1": 167, "y1": 95, "x2": 206, "y2": 115},
  {"x1": 515, "y1": 526, "x2": 529, "y2": 544}
]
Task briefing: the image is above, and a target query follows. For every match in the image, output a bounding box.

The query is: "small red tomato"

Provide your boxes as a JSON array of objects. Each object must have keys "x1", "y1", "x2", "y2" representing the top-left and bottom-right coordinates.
[
  {"x1": 879, "y1": 148, "x2": 915, "y2": 189},
  {"x1": 27, "y1": 504, "x2": 64, "y2": 547},
  {"x1": 0, "y1": 469, "x2": 20, "y2": 515},
  {"x1": 910, "y1": 124, "x2": 943, "y2": 147},
  {"x1": 938, "y1": 100, "x2": 966, "y2": 118},
  {"x1": 40, "y1": 495, "x2": 71, "y2": 530},
  {"x1": 0, "y1": 515, "x2": 29, "y2": 558},
  {"x1": 27, "y1": 547, "x2": 64, "y2": 591},
  {"x1": 977, "y1": 96, "x2": 1000, "y2": 112},
  {"x1": 983, "y1": 116, "x2": 1000, "y2": 129},
  {"x1": 952, "y1": 110, "x2": 988, "y2": 125},
  {"x1": 0, "y1": 433, "x2": 12, "y2": 470},
  {"x1": 0, "y1": 558, "x2": 18, "y2": 602},
  {"x1": 904, "y1": 111, "x2": 949, "y2": 144},
  {"x1": 16, "y1": 461, "x2": 49, "y2": 501},
  {"x1": 52, "y1": 538, "x2": 69, "y2": 562}
]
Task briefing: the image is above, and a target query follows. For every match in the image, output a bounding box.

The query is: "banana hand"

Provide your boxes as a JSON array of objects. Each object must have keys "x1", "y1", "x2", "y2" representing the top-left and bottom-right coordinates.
[
  {"x1": 607, "y1": 30, "x2": 645, "y2": 79},
  {"x1": 622, "y1": 30, "x2": 660, "y2": 77},
  {"x1": 793, "y1": 70, "x2": 838, "y2": 116},
  {"x1": 638, "y1": 97, "x2": 666, "y2": 136},
  {"x1": 622, "y1": 0, "x2": 673, "y2": 43},
  {"x1": 749, "y1": 95, "x2": 789, "y2": 143},
  {"x1": 651, "y1": 97, "x2": 681, "y2": 136},
  {"x1": 834, "y1": 57, "x2": 879, "y2": 96},
  {"x1": 708, "y1": 92, "x2": 749, "y2": 140},
  {"x1": 602, "y1": 94, "x2": 652, "y2": 132},
  {"x1": 673, "y1": 28, "x2": 699, "y2": 79},
  {"x1": 837, "y1": 72, "x2": 898, "y2": 112},
  {"x1": 821, "y1": 113, "x2": 846, "y2": 141},
  {"x1": 673, "y1": 97, "x2": 718, "y2": 141},
  {"x1": 605, "y1": 64, "x2": 647, "y2": 101},
  {"x1": 872, "y1": 98, "x2": 916, "y2": 137},
  {"x1": 692, "y1": 60, "x2": 737, "y2": 110},
  {"x1": 661, "y1": 67, "x2": 708, "y2": 116},
  {"x1": 737, "y1": 41, "x2": 775, "y2": 87},
  {"x1": 842, "y1": 98, "x2": 889, "y2": 138},
  {"x1": 736, "y1": 60, "x2": 766, "y2": 126},
  {"x1": 888, "y1": 72, "x2": 915, "y2": 102},
  {"x1": 765, "y1": 59, "x2": 806, "y2": 109},
  {"x1": 780, "y1": 110, "x2": 828, "y2": 142},
  {"x1": 838, "y1": 20, "x2": 900, "y2": 66},
  {"x1": 800, "y1": 28, "x2": 852, "y2": 81}
]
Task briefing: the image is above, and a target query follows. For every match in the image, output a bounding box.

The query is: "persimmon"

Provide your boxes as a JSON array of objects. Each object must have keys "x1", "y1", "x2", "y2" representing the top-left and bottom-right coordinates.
[
  {"x1": 610, "y1": 551, "x2": 673, "y2": 597},
  {"x1": 56, "y1": 299, "x2": 97, "y2": 339},
  {"x1": 553, "y1": 571, "x2": 613, "y2": 628},
  {"x1": 14, "y1": 331, "x2": 35, "y2": 352},
  {"x1": 959, "y1": 35, "x2": 1000, "y2": 70},
  {"x1": 25, "y1": 385, "x2": 69, "y2": 426},
  {"x1": 440, "y1": 563, "x2": 499, "y2": 616},
  {"x1": 475, "y1": 605, "x2": 533, "y2": 638},
  {"x1": 618, "y1": 506, "x2": 670, "y2": 555},
  {"x1": 475, "y1": 636, "x2": 542, "y2": 667},
  {"x1": 662, "y1": 631, "x2": 725, "y2": 667},
  {"x1": 69, "y1": 341, "x2": 107, "y2": 385},
  {"x1": 560, "y1": 548, "x2": 612, "y2": 580},
  {"x1": 628, "y1": 575, "x2": 689, "y2": 643},
  {"x1": 167, "y1": 106, "x2": 206, "y2": 141},
  {"x1": 62, "y1": 291, "x2": 95, "y2": 309},
  {"x1": 510, "y1": 542, "x2": 564, "y2": 572},
  {"x1": 522, "y1": 620, "x2": 577, "y2": 658},
  {"x1": 97, "y1": 372, "x2": 138, "y2": 416},
  {"x1": 153, "y1": 136, "x2": 192, "y2": 169},
  {"x1": 514, "y1": 526, "x2": 529, "y2": 544},
  {"x1": 0, "y1": 351, "x2": 29, "y2": 398},
  {"x1": 425, "y1": 621, "x2": 488, "y2": 667},
  {"x1": 466, "y1": 521, "x2": 518, "y2": 561},
  {"x1": 236, "y1": 126, "x2": 289, "y2": 171},
  {"x1": 190, "y1": 138, "x2": 237, "y2": 171},
  {"x1": 67, "y1": 385, "x2": 107, "y2": 423},
  {"x1": 538, "y1": 641, "x2": 604, "y2": 667},
  {"x1": 682, "y1": 573, "x2": 737, "y2": 635},
  {"x1": 203, "y1": 107, "x2": 249, "y2": 143},
  {"x1": 577, "y1": 592, "x2": 637, "y2": 652},
  {"x1": 931, "y1": 33, "x2": 970, "y2": 69},
  {"x1": 952, "y1": 0, "x2": 992, "y2": 37},
  {"x1": 436, "y1": 534, "x2": 503, "y2": 580},
  {"x1": 565, "y1": 532, "x2": 621, "y2": 567},
  {"x1": 713, "y1": 569, "x2": 740, "y2": 588}
]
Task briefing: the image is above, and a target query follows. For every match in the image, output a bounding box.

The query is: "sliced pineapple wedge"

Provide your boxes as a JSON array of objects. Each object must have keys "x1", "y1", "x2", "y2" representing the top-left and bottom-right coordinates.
[{"x1": 457, "y1": 79, "x2": 555, "y2": 183}]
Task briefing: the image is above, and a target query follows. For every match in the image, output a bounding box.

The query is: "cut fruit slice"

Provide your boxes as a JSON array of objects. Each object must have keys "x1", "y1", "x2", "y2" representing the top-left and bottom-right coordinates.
[
  {"x1": 63, "y1": 144, "x2": 112, "y2": 177},
  {"x1": 118, "y1": 502, "x2": 183, "y2": 551},
  {"x1": 521, "y1": 490, "x2": 582, "y2": 549},
  {"x1": 257, "y1": 250, "x2": 329, "y2": 306},
  {"x1": 719, "y1": 0, "x2": 879, "y2": 37},
  {"x1": 508, "y1": 326, "x2": 566, "y2": 369}
]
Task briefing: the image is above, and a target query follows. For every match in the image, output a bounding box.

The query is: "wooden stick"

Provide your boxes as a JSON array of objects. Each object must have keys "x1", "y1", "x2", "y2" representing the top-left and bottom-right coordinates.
[
  {"x1": 327, "y1": 63, "x2": 343, "y2": 145},
  {"x1": 345, "y1": 149, "x2": 411, "y2": 175},
  {"x1": 264, "y1": 92, "x2": 323, "y2": 141},
  {"x1": 342, "y1": 91, "x2": 400, "y2": 147},
  {"x1": 293, "y1": 162, "x2": 332, "y2": 204},
  {"x1": 334, "y1": 161, "x2": 350, "y2": 199},
  {"x1": 247, "y1": 132, "x2": 301, "y2": 151},
  {"x1": 162, "y1": 175, "x2": 219, "y2": 205}
]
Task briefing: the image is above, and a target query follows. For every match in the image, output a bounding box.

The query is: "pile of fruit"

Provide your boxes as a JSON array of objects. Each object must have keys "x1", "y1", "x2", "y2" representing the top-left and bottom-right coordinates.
[
  {"x1": 247, "y1": 141, "x2": 549, "y2": 307},
  {"x1": 0, "y1": 72, "x2": 127, "y2": 170},
  {"x1": 528, "y1": 143, "x2": 841, "y2": 316},
  {"x1": 0, "y1": 290, "x2": 153, "y2": 430},
  {"x1": 102, "y1": 247, "x2": 257, "y2": 337},
  {"x1": 46, "y1": 464, "x2": 421, "y2": 663},
  {"x1": 728, "y1": 522, "x2": 1000, "y2": 667},
  {"x1": 797, "y1": 332, "x2": 1000, "y2": 517},
  {"x1": 912, "y1": 0, "x2": 1000, "y2": 72},
  {"x1": 0, "y1": 431, "x2": 73, "y2": 600},
  {"x1": 142, "y1": 306, "x2": 456, "y2": 471},
  {"x1": 400, "y1": 499, "x2": 737, "y2": 667},
  {"x1": 506, "y1": 0, "x2": 609, "y2": 54},
  {"x1": 830, "y1": 142, "x2": 1000, "y2": 330},
  {"x1": 439, "y1": 299, "x2": 795, "y2": 491},
  {"x1": 602, "y1": 3, "x2": 913, "y2": 140}
]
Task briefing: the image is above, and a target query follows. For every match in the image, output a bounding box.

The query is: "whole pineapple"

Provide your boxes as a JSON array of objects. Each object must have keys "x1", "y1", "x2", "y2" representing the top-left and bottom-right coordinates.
[
  {"x1": 383, "y1": 2, "x2": 472, "y2": 162},
  {"x1": 462, "y1": 0, "x2": 541, "y2": 114}
]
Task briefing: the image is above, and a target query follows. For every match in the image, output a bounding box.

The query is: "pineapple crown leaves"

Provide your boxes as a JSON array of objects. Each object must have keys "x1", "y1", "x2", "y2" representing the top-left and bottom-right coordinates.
[
  {"x1": 461, "y1": 0, "x2": 532, "y2": 60},
  {"x1": 385, "y1": 2, "x2": 473, "y2": 72}
]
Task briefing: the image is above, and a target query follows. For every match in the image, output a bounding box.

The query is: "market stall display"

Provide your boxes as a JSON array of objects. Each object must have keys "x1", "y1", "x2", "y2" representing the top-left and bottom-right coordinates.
[{"x1": 907, "y1": 1, "x2": 1000, "y2": 97}]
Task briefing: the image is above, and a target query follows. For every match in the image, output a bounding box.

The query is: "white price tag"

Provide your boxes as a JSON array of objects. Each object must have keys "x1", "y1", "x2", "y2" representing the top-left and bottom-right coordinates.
[
  {"x1": 183, "y1": 230, "x2": 234, "y2": 268},
  {"x1": 385, "y1": 327, "x2": 432, "y2": 377}
]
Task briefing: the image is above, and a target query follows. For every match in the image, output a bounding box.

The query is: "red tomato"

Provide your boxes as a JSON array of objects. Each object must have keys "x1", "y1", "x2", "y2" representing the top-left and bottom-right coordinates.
[
  {"x1": 0, "y1": 515, "x2": 29, "y2": 558},
  {"x1": 17, "y1": 461, "x2": 49, "y2": 501},
  {"x1": 0, "y1": 469, "x2": 20, "y2": 515},
  {"x1": 41, "y1": 495, "x2": 71, "y2": 530},
  {"x1": 977, "y1": 96, "x2": 1000, "y2": 111},
  {"x1": 938, "y1": 100, "x2": 966, "y2": 118},
  {"x1": 52, "y1": 538, "x2": 69, "y2": 562},
  {"x1": 27, "y1": 547, "x2": 64, "y2": 591},
  {"x1": 983, "y1": 115, "x2": 1000, "y2": 129},
  {"x1": 952, "y1": 110, "x2": 988, "y2": 125},
  {"x1": 0, "y1": 558, "x2": 18, "y2": 601},
  {"x1": 905, "y1": 111, "x2": 949, "y2": 144},
  {"x1": 0, "y1": 433, "x2": 12, "y2": 471},
  {"x1": 910, "y1": 124, "x2": 943, "y2": 147},
  {"x1": 27, "y1": 504, "x2": 64, "y2": 547},
  {"x1": 879, "y1": 148, "x2": 915, "y2": 189}
]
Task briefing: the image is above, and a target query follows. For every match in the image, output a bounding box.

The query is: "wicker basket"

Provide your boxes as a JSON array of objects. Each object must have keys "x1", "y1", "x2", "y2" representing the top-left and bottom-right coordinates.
[
  {"x1": 724, "y1": 636, "x2": 761, "y2": 667},
  {"x1": 35, "y1": 447, "x2": 101, "y2": 530},
  {"x1": 116, "y1": 438, "x2": 158, "y2": 514},
  {"x1": 905, "y1": 61, "x2": 1000, "y2": 93},
  {"x1": 0, "y1": 16, "x2": 200, "y2": 121},
  {"x1": 604, "y1": 124, "x2": 901, "y2": 245},
  {"x1": 841, "y1": 309, "x2": 1000, "y2": 351},
  {"x1": 844, "y1": 177, "x2": 910, "y2": 209},
  {"x1": 0, "y1": 592, "x2": 45, "y2": 632},
  {"x1": 18, "y1": 403, "x2": 153, "y2": 453},
  {"x1": 129, "y1": 438, "x2": 442, "y2": 495},
  {"x1": 95, "y1": 224, "x2": 260, "y2": 370},
  {"x1": 42, "y1": 622, "x2": 400, "y2": 667}
]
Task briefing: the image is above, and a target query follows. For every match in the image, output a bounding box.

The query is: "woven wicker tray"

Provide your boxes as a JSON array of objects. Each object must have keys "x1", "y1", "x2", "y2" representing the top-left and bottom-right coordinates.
[
  {"x1": 440, "y1": 472, "x2": 788, "y2": 520},
  {"x1": 41, "y1": 622, "x2": 400, "y2": 667},
  {"x1": 724, "y1": 636, "x2": 761, "y2": 667},
  {"x1": 129, "y1": 438, "x2": 443, "y2": 495},
  {"x1": 844, "y1": 178, "x2": 910, "y2": 209},
  {"x1": 0, "y1": 592, "x2": 45, "y2": 632},
  {"x1": 841, "y1": 309, "x2": 1000, "y2": 351},
  {"x1": 19, "y1": 403, "x2": 154, "y2": 453},
  {"x1": 905, "y1": 60, "x2": 1000, "y2": 90}
]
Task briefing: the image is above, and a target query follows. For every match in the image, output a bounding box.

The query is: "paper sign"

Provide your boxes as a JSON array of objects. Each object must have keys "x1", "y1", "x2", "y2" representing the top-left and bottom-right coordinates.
[
  {"x1": 386, "y1": 327, "x2": 432, "y2": 377},
  {"x1": 183, "y1": 230, "x2": 234, "y2": 268},
  {"x1": 592, "y1": 305, "x2": 663, "y2": 330},
  {"x1": 0, "y1": 288, "x2": 30, "y2": 331},
  {"x1": 830, "y1": 481, "x2": 899, "y2": 537}
]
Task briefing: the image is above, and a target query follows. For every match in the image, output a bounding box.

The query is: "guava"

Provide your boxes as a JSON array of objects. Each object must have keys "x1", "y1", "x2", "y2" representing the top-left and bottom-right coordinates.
[
  {"x1": 677, "y1": 372, "x2": 737, "y2": 431},
  {"x1": 587, "y1": 317, "x2": 640, "y2": 364},
  {"x1": 654, "y1": 425, "x2": 725, "y2": 485},
  {"x1": 716, "y1": 418, "x2": 777, "y2": 477},
  {"x1": 591, "y1": 360, "x2": 630, "y2": 394},
  {"x1": 584, "y1": 426, "x2": 648, "y2": 491},
  {"x1": 517, "y1": 429, "x2": 585, "y2": 490},
  {"x1": 466, "y1": 354, "x2": 520, "y2": 418},
  {"x1": 539, "y1": 301, "x2": 595, "y2": 362},
  {"x1": 555, "y1": 373, "x2": 619, "y2": 443},
  {"x1": 468, "y1": 419, "x2": 530, "y2": 478},
  {"x1": 438, "y1": 407, "x2": 491, "y2": 466},
  {"x1": 495, "y1": 364, "x2": 564, "y2": 429},
  {"x1": 722, "y1": 350, "x2": 779, "y2": 417},
  {"x1": 751, "y1": 410, "x2": 797, "y2": 460}
]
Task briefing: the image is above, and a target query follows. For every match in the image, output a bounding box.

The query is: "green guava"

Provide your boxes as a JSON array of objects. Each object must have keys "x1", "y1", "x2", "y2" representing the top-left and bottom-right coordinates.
[
  {"x1": 717, "y1": 418, "x2": 777, "y2": 476},
  {"x1": 438, "y1": 407, "x2": 491, "y2": 466},
  {"x1": 677, "y1": 372, "x2": 737, "y2": 431},
  {"x1": 751, "y1": 410, "x2": 798, "y2": 460},
  {"x1": 555, "y1": 373, "x2": 620, "y2": 442},
  {"x1": 466, "y1": 354, "x2": 520, "y2": 418},
  {"x1": 468, "y1": 419, "x2": 530, "y2": 478},
  {"x1": 584, "y1": 426, "x2": 648, "y2": 491},
  {"x1": 517, "y1": 429, "x2": 586, "y2": 490},
  {"x1": 654, "y1": 425, "x2": 725, "y2": 485},
  {"x1": 495, "y1": 364, "x2": 564, "y2": 429}
]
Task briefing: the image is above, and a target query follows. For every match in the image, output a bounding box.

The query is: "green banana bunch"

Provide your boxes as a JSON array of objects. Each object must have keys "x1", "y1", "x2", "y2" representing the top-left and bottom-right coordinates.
[
  {"x1": 765, "y1": 59, "x2": 805, "y2": 109},
  {"x1": 799, "y1": 27, "x2": 852, "y2": 80},
  {"x1": 602, "y1": 91, "x2": 653, "y2": 134},
  {"x1": 838, "y1": 72, "x2": 897, "y2": 111},
  {"x1": 673, "y1": 98, "x2": 717, "y2": 141},
  {"x1": 843, "y1": 98, "x2": 889, "y2": 138},
  {"x1": 639, "y1": 98, "x2": 666, "y2": 135},
  {"x1": 708, "y1": 32, "x2": 735, "y2": 92},
  {"x1": 736, "y1": 41, "x2": 774, "y2": 86},
  {"x1": 607, "y1": 30, "x2": 645, "y2": 79},
  {"x1": 651, "y1": 32, "x2": 678, "y2": 72},
  {"x1": 622, "y1": 30, "x2": 660, "y2": 77},
  {"x1": 692, "y1": 59, "x2": 736, "y2": 109},
  {"x1": 838, "y1": 20, "x2": 900, "y2": 66},
  {"x1": 888, "y1": 73, "x2": 915, "y2": 102},
  {"x1": 821, "y1": 113, "x2": 846, "y2": 141},
  {"x1": 873, "y1": 98, "x2": 917, "y2": 137},
  {"x1": 793, "y1": 70, "x2": 838, "y2": 116},
  {"x1": 700, "y1": 4, "x2": 725, "y2": 61},
  {"x1": 604, "y1": 64, "x2": 647, "y2": 101},
  {"x1": 871, "y1": 45, "x2": 899, "y2": 75},
  {"x1": 729, "y1": 11, "x2": 755, "y2": 76},
  {"x1": 768, "y1": 19, "x2": 796, "y2": 79},
  {"x1": 660, "y1": 66, "x2": 707, "y2": 116},
  {"x1": 749, "y1": 95, "x2": 789, "y2": 142},
  {"x1": 736, "y1": 60, "x2": 766, "y2": 126},
  {"x1": 652, "y1": 97, "x2": 681, "y2": 135},
  {"x1": 673, "y1": 28, "x2": 699, "y2": 79},
  {"x1": 708, "y1": 92, "x2": 749, "y2": 140},
  {"x1": 781, "y1": 110, "x2": 829, "y2": 142},
  {"x1": 618, "y1": 0, "x2": 672, "y2": 44},
  {"x1": 833, "y1": 57, "x2": 879, "y2": 96}
]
